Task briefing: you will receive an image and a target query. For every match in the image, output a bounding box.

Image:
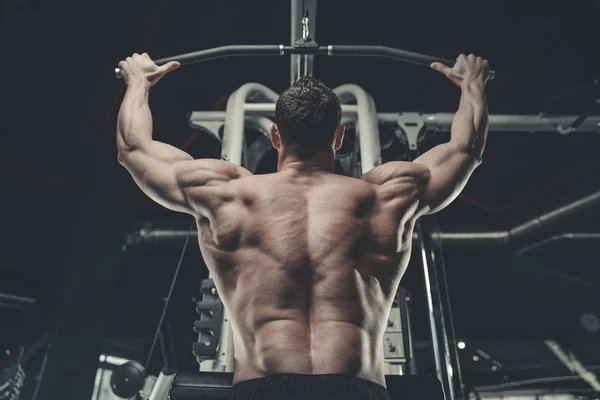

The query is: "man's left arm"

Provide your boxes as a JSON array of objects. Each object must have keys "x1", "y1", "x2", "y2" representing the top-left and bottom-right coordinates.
[{"x1": 116, "y1": 53, "x2": 250, "y2": 215}]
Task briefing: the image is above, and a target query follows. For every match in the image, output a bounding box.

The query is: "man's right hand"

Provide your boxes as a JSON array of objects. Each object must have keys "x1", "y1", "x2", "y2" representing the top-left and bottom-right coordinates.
[{"x1": 431, "y1": 54, "x2": 490, "y2": 86}]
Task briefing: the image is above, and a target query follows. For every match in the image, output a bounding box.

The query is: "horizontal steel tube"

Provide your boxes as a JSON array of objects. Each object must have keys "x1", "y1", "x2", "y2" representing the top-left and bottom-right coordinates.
[
  {"x1": 125, "y1": 227, "x2": 600, "y2": 251},
  {"x1": 507, "y1": 190, "x2": 600, "y2": 251},
  {"x1": 126, "y1": 180, "x2": 600, "y2": 254},
  {"x1": 378, "y1": 113, "x2": 600, "y2": 133},
  {"x1": 115, "y1": 45, "x2": 495, "y2": 79},
  {"x1": 190, "y1": 111, "x2": 600, "y2": 134},
  {"x1": 243, "y1": 103, "x2": 360, "y2": 115},
  {"x1": 0, "y1": 292, "x2": 36, "y2": 304}
]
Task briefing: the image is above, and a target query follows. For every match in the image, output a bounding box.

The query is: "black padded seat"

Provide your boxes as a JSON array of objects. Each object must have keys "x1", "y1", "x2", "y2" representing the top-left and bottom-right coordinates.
[{"x1": 169, "y1": 371, "x2": 445, "y2": 400}]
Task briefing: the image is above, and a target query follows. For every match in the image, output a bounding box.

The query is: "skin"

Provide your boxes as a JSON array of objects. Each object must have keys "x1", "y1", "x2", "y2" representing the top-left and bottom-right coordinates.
[{"x1": 117, "y1": 53, "x2": 489, "y2": 387}]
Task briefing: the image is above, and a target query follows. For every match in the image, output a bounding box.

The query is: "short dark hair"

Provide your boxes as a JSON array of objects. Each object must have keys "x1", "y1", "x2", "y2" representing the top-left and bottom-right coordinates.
[{"x1": 275, "y1": 76, "x2": 342, "y2": 156}]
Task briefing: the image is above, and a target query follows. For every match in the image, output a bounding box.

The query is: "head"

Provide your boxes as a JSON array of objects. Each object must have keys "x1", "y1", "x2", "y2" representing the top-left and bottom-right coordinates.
[{"x1": 270, "y1": 76, "x2": 344, "y2": 164}]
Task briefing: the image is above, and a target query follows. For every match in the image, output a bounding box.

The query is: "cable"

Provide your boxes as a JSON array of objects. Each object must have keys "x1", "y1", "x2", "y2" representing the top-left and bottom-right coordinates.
[
  {"x1": 144, "y1": 218, "x2": 195, "y2": 371},
  {"x1": 144, "y1": 108, "x2": 223, "y2": 371}
]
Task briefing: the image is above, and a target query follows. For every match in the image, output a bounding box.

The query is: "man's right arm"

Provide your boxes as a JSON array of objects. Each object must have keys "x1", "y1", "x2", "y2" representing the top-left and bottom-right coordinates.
[
  {"x1": 361, "y1": 54, "x2": 489, "y2": 215},
  {"x1": 413, "y1": 54, "x2": 489, "y2": 214}
]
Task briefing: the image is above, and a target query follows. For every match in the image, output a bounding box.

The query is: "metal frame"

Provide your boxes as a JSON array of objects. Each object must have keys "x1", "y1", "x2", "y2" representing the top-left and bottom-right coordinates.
[
  {"x1": 114, "y1": 1, "x2": 599, "y2": 399},
  {"x1": 544, "y1": 341, "x2": 600, "y2": 392},
  {"x1": 115, "y1": 45, "x2": 497, "y2": 80},
  {"x1": 187, "y1": 106, "x2": 599, "y2": 400},
  {"x1": 291, "y1": 0, "x2": 317, "y2": 83},
  {"x1": 191, "y1": 110, "x2": 600, "y2": 138}
]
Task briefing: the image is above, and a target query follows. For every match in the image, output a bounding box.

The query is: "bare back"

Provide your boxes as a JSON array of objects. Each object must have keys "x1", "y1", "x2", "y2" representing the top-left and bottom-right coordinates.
[{"x1": 191, "y1": 169, "x2": 421, "y2": 386}]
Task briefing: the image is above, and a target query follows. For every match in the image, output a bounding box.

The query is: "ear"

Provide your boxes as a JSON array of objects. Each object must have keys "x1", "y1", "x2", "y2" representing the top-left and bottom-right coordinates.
[
  {"x1": 270, "y1": 123, "x2": 281, "y2": 150},
  {"x1": 333, "y1": 125, "x2": 345, "y2": 151}
]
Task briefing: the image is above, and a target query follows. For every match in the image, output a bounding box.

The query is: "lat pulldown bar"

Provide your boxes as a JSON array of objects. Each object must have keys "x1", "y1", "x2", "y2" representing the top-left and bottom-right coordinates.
[{"x1": 114, "y1": 45, "x2": 496, "y2": 81}]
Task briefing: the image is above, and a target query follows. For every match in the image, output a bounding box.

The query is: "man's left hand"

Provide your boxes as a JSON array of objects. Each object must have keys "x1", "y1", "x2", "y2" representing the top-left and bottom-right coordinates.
[{"x1": 118, "y1": 53, "x2": 180, "y2": 87}]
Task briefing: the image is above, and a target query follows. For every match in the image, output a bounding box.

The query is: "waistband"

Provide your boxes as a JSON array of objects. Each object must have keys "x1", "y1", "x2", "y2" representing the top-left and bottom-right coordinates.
[{"x1": 231, "y1": 373, "x2": 390, "y2": 398}]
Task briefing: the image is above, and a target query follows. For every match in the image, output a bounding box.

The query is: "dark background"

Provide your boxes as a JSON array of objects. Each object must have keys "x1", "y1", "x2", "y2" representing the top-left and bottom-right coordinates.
[{"x1": 1, "y1": 0, "x2": 600, "y2": 396}]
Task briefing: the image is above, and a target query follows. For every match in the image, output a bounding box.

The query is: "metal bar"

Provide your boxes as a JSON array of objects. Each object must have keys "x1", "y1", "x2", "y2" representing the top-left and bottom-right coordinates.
[
  {"x1": 0, "y1": 292, "x2": 36, "y2": 305},
  {"x1": 114, "y1": 45, "x2": 496, "y2": 80},
  {"x1": 291, "y1": 0, "x2": 302, "y2": 84},
  {"x1": 417, "y1": 222, "x2": 454, "y2": 399},
  {"x1": 195, "y1": 104, "x2": 360, "y2": 116},
  {"x1": 544, "y1": 340, "x2": 600, "y2": 392},
  {"x1": 148, "y1": 368, "x2": 177, "y2": 400},
  {"x1": 378, "y1": 113, "x2": 600, "y2": 133},
  {"x1": 432, "y1": 223, "x2": 466, "y2": 399},
  {"x1": 125, "y1": 227, "x2": 600, "y2": 251},
  {"x1": 291, "y1": 0, "x2": 317, "y2": 84},
  {"x1": 507, "y1": 190, "x2": 600, "y2": 251},
  {"x1": 191, "y1": 111, "x2": 600, "y2": 134},
  {"x1": 115, "y1": 46, "x2": 282, "y2": 78},
  {"x1": 31, "y1": 346, "x2": 50, "y2": 400},
  {"x1": 333, "y1": 85, "x2": 382, "y2": 172},
  {"x1": 222, "y1": 83, "x2": 279, "y2": 164},
  {"x1": 515, "y1": 233, "x2": 600, "y2": 255},
  {"x1": 125, "y1": 179, "x2": 600, "y2": 249}
]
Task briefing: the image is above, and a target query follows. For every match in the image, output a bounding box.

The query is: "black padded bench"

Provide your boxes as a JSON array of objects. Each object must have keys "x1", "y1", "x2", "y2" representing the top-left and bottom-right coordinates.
[{"x1": 169, "y1": 372, "x2": 445, "y2": 400}]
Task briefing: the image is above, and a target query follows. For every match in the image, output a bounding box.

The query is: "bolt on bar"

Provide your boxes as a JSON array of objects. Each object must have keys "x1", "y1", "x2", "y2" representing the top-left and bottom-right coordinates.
[{"x1": 114, "y1": 45, "x2": 496, "y2": 80}]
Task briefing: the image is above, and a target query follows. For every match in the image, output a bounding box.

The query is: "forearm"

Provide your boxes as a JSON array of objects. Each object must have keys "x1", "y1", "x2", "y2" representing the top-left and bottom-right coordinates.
[
  {"x1": 117, "y1": 80, "x2": 153, "y2": 155},
  {"x1": 450, "y1": 80, "x2": 488, "y2": 158}
]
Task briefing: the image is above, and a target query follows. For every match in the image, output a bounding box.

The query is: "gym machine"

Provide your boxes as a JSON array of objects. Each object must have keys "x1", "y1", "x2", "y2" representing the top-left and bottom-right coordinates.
[{"x1": 108, "y1": 1, "x2": 600, "y2": 399}]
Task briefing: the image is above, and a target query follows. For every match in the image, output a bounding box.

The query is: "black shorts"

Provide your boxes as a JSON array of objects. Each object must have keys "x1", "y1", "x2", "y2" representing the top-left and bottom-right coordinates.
[{"x1": 230, "y1": 373, "x2": 391, "y2": 400}]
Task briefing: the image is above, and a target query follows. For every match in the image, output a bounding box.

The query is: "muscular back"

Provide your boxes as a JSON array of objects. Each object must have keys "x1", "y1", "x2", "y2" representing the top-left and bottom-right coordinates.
[{"x1": 191, "y1": 168, "x2": 423, "y2": 386}]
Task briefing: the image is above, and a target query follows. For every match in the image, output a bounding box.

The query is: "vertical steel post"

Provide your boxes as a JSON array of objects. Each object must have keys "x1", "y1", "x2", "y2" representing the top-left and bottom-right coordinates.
[
  {"x1": 433, "y1": 222, "x2": 466, "y2": 399},
  {"x1": 290, "y1": 0, "x2": 317, "y2": 84},
  {"x1": 416, "y1": 220, "x2": 461, "y2": 400}
]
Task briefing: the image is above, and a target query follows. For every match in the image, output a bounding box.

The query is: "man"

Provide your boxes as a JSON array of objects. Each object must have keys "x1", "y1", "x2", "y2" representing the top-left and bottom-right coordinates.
[{"x1": 117, "y1": 52, "x2": 489, "y2": 400}]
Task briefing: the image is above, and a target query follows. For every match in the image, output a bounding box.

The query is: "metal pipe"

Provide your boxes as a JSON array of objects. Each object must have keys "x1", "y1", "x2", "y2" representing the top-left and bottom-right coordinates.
[
  {"x1": 0, "y1": 292, "x2": 36, "y2": 306},
  {"x1": 515, "y1": 233, "x2": 600, "y2": 255},
  {"x1": 189, "y1": 113, "x2": 279, "y2": 142},
  {"x1": 290, "y1": 0, "x2": 302, "y2": 84},
  {"x1": 191, "y1": 111, "x2": 600, "y2": 134},
  {"x1": 291, "y1": 0, "x2": 317, "y2": 84},
  {"x1": 114, "y1": 45, "x2": 496, "y2": 80},
  {"x1": 433, "y1": 227, "x2": 466, "y2": 399},
  {"x1": 125, "y1": 227, "x2": 600, "y2": 251},
  {"x1": 378, "y1": 113, "x2": 600, "y2": 133},
  {"x1": 506, "y1": 190, "x2": 600, "y2": 251},
  {"x1": 192, "y1": 104, "x2": 359, "y2": 118},
  {"x1": 125, "y1": 187, "x2": 600, "y2": 251},
  {"x1": 222, "y1": 83, "x2": 279, "y2": 164},
  {"x1": 333, "y1": 85, "x2": 382, "y2": 172},
  {"x1": 148, "y1": 368, "x2": 177, "y2": 400},
  {"x1": 544, "y1": 340, "x2": 600, "y2": 392},
  {"x1": 417, "y1": 222, "x2": 456, "y2": 399}
]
